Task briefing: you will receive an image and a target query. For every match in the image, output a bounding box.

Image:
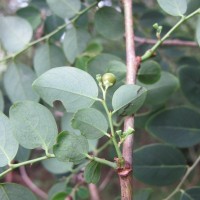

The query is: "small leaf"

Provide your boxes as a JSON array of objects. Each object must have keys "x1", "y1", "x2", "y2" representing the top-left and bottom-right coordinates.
[
  {"x1": 146, "y1": 107, "x2": 200, "y2": 148},
  {"x1": 53, "y1": 131, "x2": 88, "y2": 164},
  {"x1": 157, "y1": 0, "x2": 187, "y2": 16},
  {"x1": 3, "y1": 62, "x2": 39, "y2": 103},
  {"x1": 180, "y1": 187, "x2": 200, "y2": 200},
  {"x1": 33, "y1": 43, "x2": 67, "y2": 76},
  {"x1": 94, "y1": 7, "x2": 124, "y2": 40},
  {"x1": 17, "y1": 6, "x2": 41, "y2": 30},
  {"x1": 137, "y1": 60, "x2": 161, "y2": 84},
  {"x1": 196, "y1": 18, "x2": 200, "y2": 46},
  {"x1": 63, "y1": 27, "x2": 91, "y2": 63},
  {"x1": 72, "y1": 108, "x2": 108, "y2": 139},
  {"x1": 179, "y1": 66, "x2": 200, "y2": 107},
  {"x1": 9, "y1": 101, "x2": 57, "y2": 151},
  {"x1": 0, "y1": 183, "x2": 37, "y2": 200},
  {"x1": 77, "y1": 186, "x2": 89, "y2": 199},
  {"x1": 137, "y1": 72, "x2": 179, "y2": 105},
  {"x1": 112, "y1": 84, "x2": 147, "y2": 115},
  {"x1": 47, "y1": 0, "x2": 81, "y2": 19},
  {"x1": 84, "y1": 160, "x2": 101, "y2": 184},
  {"x1": 0, "y1": 16, "x2": 33, "y2": 53},
  {"x1": 33, "y1": 67, "x2": 98, "y2": 112},
  {"x1": 0, "y1": 112, "x2": 18, "y2": 167},
  {"x1": 44, "y1": 15, "x2": 65, "y2": 41},
  {"x1": 42, "y1": 158, "x2": 73, "y2": 174},
  {"x1": 133, "y1": 144, "x2": 187, "y2": 186}
]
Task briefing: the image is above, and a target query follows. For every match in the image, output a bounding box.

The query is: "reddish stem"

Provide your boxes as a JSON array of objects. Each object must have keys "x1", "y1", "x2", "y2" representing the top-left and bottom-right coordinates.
[
  {"x1": 19, "y1": 166, "x2": 48, "y2": 199},
  {"x1": 135, "y1": 36, "x2": 198, "y2": 47},
  {"x1": 119, "y1": 0, "x2": 140, "y2": 199},
  {"x1": 88, "y1": 184, "x2": 101, "y2": 200}
]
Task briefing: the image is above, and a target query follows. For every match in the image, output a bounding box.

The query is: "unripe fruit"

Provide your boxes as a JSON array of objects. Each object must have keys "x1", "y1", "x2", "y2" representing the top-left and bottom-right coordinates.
[{"x1": 102, "y1": 73, "x2": 116, "y2": 87}]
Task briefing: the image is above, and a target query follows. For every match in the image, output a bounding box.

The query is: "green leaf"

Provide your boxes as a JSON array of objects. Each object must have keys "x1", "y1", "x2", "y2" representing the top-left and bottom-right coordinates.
[
  {"x1": 52, "y1": 192, "x2": 71, "y2": 200},
  {"x1": 133, "y1": 144, "x2": 187, "y2": 186},
  {"x1": 134, "y1": 189, "x2": 153, "y2": 200},
  {"x1": 84, "y1": 160, "x2": 101, "y2": 184},
  {"x1": 17, "y1": 6, "x2": 41, "y2": 30},
  {"x1": 77, "y1": 186, "x2": 89, "y2": 199},
  {"x1": 63, "y1": 27, "x2": 91, "y2": 63},
  {"x1": 33, "y1": 67, "x2": 98, "y2": 112},
  {"x1": 112, "y1": 85, "x2": 147, "y2": 115},
  {"x1": 196, "y1": 18, "x2": 200, "y2": 46},
  {"x1": 137, "y1": 60, "x2": 161, "y2": 84},
  {"x1": 94, "y1": 7, "x2": 124, "y2": 40},
  {"x1": 0, "y1": 90, "x2": 4, "y2": 111},
  {"x1": 14, "y1": 146, "x2": 31, "y2": 162},
  {"x1": 179, "y1": 66, "x2": 200, "y2": 107},
  {"x1": 44, "y1": 15, "x2": 65, "y2": 41},
  {"x1": 48, "y1": 182, "x2": 68, "y2": 200},
  {"x1": 42, "y1": 158, "x2": 73, "y2": 174},
  {"x1": 72, "y1": 108, "x2": 108, "y2": 139},
  {"x1": 157, "y1": 0, "x2": 187, "y2": 16},
  {"x1": 180, "y1": 187, "x2": 200, "y2": 200},
  {"x1": 53, "y1": 131, "x2": 88, "y2": 163},
  {"x1": 0, "y1": 112, "x2": 18, "y2": 167},
  {"x1": 137, "y1": 72, "x2": 179, "y2": 105},
  {"x1": 9, "y1": 101, "x2": 57, "y2": 151},
  {"x1": 0, "y1": 16, "x2": 33, "y2": 53},
  {"x1": 0, "y1": 183, "x2": 37, "y2": 200},
  {"x1": 87, "y1": 53, "x2": 121, "y2": 78},
  {"x1": 146, "y1": 107, "x2": 200, "y2": 148},
  {"x1": 33, "y1": 43, "x2": 67, "y2": 76},
  {"x1": 46, "y1": 0, "x2": 81, "y2": 19},
  {"x1": 3, "y1": 62, "x2": 39, "y2": 103}
]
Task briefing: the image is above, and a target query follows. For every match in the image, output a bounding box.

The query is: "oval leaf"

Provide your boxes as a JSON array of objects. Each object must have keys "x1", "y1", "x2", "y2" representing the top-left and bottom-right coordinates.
[
  {"x1": 63, "y1": 27, "x2": 91, "y2": 63},
  {"x1": 137, "y1": 60, "x2": 161, "y2": 84},
  {"x1": 180, "y1": 187, "x2": 200, "y2": 200},
  {"x1": 84, "y1": 160, "x2": 101, "y2": 184},
  {"x1": 179, "y1": 66, "x2": 200, "y2": 107},
  {"x1": 32, "y1": 67, "x2": 98, "y2": 112},
  {"x1": 146, "y1": 107, "x2": 200, "y2": 147},
  {"x1": 112, "y1": 85, "x2": 147, "y2": 115},
  {"x1": 53, "y1": 131, "x2": 88, "y2": 164},
  {"x1": 72, "y1": 108, "x2": 108, "y2": 139},
  {"x1": 17, "y1": 6, "x2": 41, "y2": 30},
  {"x1": 46, "y1": 0, "x2": 81, "y2": 19},
  {"x1": 133, "y1": 144, "x2": 187, "y2": 186},
  {"x1": 0, "y1": 16, "x2": 33, "y2": 53},
  {"x1": 3, "y1": 62, "x2": 39, "y2": 103},
  {"x1": 94, "y1": 7, "x2": 124, "y2": 40},
  {"x1": 0, "y1": 183, "x2": 37, "y2": 200},
  {"x1": 157, "y1": 0, "x2": 187, "y2": 16},
  {"x1": 42, "y1": 158, "x2": 73, "y2": 174},
  {"x1": 9, "y1": 101, "x2": 58, "y2": 151},
  {"x1": 34, "y1": 43, "x2": 67, "y2": 76},
  {"x1": 0, "y1": 112, "x2": 18, "y2": 167}
]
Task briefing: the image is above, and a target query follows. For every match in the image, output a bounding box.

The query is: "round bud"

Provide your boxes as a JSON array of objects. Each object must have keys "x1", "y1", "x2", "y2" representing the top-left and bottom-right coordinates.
[{"x1": 102, "y1": 73, "x2": 116, "y2": 87}]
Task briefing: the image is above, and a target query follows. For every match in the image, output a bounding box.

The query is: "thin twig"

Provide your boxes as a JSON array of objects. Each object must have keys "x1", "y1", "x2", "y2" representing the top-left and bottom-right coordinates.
[
  {"x1": 19, "y1": 166, "x2": 48, "y2": 200},
  {"x1": 99, "y1": 169, "x2": 114, "y2": 191},
  {"x1": 88, "y1": 184, "x2": 101, "y2": 200},
  {"x1": 163, "y1": 154, "x2": 200, "y2": 200},
  {"x1": 135, "y1": 36, "x2": 198, "y2": 47}
]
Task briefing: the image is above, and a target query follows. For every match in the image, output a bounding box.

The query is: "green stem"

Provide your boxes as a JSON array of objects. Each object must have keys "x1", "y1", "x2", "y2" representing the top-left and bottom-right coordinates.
[
  {"x1": 85, "y1": 154, "x2": 117, "y2": 169},
  {"x1": 0, "y1": 1, "x2": 99, "y2": 63},
  {"x1": 141, "y1": 8, "x2": 200, "y2": 61},
  {"x1": 101, "y1": 100, "x2": 122, "y2": 158},
  {"x1": 163, "y1": 154, "x2": 200, "y2": 200},
  {"x1": 0, "y1": 154, "x2": 55, "y2": 178},
  {"x1": 94, "y1": 140, "x2": 112, "y2": 155}
]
